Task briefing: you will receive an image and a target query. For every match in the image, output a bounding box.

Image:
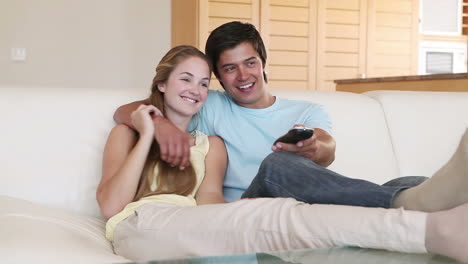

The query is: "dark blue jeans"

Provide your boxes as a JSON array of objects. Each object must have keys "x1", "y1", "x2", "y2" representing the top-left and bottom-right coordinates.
[{"x1": 242, "y1": 152, "x2": 428, "y2": 208}]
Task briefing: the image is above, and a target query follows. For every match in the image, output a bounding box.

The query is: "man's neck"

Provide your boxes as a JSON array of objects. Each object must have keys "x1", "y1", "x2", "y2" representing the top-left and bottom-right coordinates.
[{"x1": 236, "y1": 92, "x2": 276, "y2": 109}]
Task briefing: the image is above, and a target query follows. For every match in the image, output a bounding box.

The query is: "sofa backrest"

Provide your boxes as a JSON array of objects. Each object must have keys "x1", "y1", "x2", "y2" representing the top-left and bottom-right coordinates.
[
  {"x1": 0, "y1": 86, "x2": 148, "y2": 218},
  {"x1": 365, "y1": 91, "x2": 468, "y2": 177},
  {"x1": 1, "y1": 87, "x2": 400, "y2": 217},
  {"x1": 3, "y1": 86, "x2": 464, "y2": 218}
]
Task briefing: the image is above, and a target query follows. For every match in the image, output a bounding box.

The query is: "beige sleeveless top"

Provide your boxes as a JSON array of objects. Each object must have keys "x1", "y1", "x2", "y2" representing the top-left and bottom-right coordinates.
[{"x1": 105, "y1": 131, "x2": 209, "y2": 241}]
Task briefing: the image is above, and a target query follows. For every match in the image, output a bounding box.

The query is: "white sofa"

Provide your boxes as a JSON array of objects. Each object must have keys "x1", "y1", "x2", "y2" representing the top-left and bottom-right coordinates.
[{"x1": 1, "y1": 86, "x2": 467, "y2": 263}]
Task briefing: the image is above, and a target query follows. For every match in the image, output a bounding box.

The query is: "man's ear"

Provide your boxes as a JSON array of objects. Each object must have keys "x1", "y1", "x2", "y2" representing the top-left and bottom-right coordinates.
[{"x1": 157, "y1": 82, "x2": 166, "y2": 93}]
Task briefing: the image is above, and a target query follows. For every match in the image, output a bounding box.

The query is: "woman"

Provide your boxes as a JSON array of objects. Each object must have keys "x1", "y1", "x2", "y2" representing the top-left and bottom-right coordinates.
[{"x1": 96, "y1": 46, "x2": 468, "y2": 262}]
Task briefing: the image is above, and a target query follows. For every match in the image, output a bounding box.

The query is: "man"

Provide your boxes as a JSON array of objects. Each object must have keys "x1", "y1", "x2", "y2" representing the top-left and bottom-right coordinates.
[{"x1": 115, "y1": 21, "x2": 468, "y2": 213}]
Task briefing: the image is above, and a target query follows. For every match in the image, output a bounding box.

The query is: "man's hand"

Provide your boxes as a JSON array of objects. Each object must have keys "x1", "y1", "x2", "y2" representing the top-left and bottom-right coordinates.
[
  {"x1": 272, "y1": 135, "x2": 319, "y2": 159},
  {"x1": 272, "y1": 128, "x2": 336, "y2": 167},
  {"x1": 152, "y1": 116, "x2": 192, "y2": 170}
]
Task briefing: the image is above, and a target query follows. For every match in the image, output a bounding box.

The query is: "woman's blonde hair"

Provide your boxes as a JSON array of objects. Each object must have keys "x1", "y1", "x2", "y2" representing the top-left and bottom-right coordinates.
[{"x1": 133, "y1": 45, "x2": 211, "y2": 201}]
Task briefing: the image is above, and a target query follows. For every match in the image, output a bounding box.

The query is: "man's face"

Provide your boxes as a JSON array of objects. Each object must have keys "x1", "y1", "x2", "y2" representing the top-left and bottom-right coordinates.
[{"x1": 217, "y1": 42, "x2": 272, "y2": 109}]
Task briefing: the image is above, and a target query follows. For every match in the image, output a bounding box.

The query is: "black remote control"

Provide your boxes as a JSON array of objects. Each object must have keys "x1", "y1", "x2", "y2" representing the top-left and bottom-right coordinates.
[{"x1": 274, "y1": 127, "x2": 314, "y2": 144}]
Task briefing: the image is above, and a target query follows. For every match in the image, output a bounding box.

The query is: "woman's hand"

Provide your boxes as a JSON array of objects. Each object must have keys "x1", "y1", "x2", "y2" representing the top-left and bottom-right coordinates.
[
  {"x1": 130, "y1": 104, "x2": 158, "y2": 138},
  {"x1": 129, "y1": 104, "x2": 192, "y2": 169}
]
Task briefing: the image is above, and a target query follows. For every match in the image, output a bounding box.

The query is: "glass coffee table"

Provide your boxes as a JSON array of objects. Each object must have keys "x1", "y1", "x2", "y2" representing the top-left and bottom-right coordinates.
[{"x1": 128, "y1": 247, "x2": 462, "y2": 264}]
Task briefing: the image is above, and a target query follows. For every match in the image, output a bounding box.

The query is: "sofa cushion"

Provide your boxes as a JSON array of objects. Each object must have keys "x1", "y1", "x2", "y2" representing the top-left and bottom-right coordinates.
[
  {"x1": 272, "y1": 90, "x2": 400, "y2": 184},
  {"x1": 365, "y1": 91, "x2": 468, "y2": 177},
  {"x1": 0, "y1": 86, "x2": 147, "y2": 217},
  {"x1": 0, "y1": 195, "x2": 129, "y2": 263}
]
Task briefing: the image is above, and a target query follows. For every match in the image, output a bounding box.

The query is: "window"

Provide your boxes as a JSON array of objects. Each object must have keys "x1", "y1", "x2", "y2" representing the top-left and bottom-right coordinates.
[{"x1": 421, "y1": 0, "x2": 462, "y2": 35}]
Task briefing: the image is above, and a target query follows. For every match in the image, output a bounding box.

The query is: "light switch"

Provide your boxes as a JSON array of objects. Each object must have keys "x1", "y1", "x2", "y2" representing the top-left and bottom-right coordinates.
[{"x1": 11, "y1": 48, "x2": 27, "y2": 61}]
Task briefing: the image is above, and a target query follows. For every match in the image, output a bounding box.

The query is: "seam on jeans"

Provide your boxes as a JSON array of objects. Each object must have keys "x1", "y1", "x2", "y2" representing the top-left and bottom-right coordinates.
[{"x1": 264, "y1": 179, "x2": 303, "y2": 202}]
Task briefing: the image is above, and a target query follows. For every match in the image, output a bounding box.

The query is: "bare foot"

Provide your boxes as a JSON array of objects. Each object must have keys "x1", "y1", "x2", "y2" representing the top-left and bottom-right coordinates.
[
  {"x1": 426, "y1": 202, "x2": 468, "y2": 263},
  {"x1": 394, "y1": 128, "x2": 468, "y2": 212}
]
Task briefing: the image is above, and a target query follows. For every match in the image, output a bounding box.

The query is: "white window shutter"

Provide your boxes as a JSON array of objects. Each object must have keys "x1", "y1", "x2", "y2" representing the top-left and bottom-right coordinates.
[{"x1": 421, "y1": 0, "x2": 460, "y2": 34}]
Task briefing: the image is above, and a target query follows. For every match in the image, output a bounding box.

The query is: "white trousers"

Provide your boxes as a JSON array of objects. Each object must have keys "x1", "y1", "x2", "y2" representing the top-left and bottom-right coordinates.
[{"x1": 112, "y1": 198, "x2": 427, "y2": 262}]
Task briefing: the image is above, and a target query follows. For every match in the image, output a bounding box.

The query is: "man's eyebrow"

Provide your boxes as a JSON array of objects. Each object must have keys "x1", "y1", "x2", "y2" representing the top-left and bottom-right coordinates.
[
  {"x1": 221, "y1": 57, "x2": 257, "y2": 68},
  {"x1": 221, "y1": 63, "x2": 235, "y2": 68}
]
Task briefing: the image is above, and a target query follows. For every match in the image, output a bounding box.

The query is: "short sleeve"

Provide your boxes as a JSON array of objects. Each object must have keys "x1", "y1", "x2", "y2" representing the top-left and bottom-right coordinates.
[{"x1": 303, "y1": 104, "x2": 333, "y2": 135}]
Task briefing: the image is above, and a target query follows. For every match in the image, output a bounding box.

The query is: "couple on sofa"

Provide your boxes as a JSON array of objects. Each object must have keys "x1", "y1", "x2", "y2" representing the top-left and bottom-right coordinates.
[{"x1": 96, "y1": 21, "x2": 468, "y2": 262}]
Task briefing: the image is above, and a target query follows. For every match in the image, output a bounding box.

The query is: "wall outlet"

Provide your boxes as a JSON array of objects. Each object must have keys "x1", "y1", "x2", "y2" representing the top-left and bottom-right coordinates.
[{"x1": 11, "y1": 48, "x2": 27, "y2": 61}]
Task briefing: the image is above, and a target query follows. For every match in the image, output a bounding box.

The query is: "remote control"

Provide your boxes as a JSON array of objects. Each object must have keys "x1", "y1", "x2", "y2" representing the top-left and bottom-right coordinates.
[{"x1": 274, "y1": 126, "x2": 314, "y2": 144}]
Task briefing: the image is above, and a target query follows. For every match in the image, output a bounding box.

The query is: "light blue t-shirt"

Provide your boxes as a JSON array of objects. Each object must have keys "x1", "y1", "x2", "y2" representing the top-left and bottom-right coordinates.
[{"x1": 192, "y1": 90, "x2": 332, "y2": 202}]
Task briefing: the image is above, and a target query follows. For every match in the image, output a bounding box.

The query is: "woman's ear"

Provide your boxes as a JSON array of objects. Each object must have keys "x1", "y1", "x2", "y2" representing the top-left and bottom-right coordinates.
[{"x1": 157, "y1": 82, "x2": 166, "y2": 93}]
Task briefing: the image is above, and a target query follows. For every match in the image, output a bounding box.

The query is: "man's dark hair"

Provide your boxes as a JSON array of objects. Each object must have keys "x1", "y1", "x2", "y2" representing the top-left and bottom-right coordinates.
[{"x1": 205, "y1": 21, "x2": 268, "y2": 83}]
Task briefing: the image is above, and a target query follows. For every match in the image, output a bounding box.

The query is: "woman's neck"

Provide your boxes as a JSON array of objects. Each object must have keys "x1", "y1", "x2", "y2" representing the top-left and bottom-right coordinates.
[{"x1": 164, "y1": 111, "x2": 192, "y2": 132}]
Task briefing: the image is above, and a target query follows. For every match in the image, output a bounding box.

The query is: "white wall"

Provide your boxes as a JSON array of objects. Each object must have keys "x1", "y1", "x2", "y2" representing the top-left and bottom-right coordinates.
[{"x1": 0, "y1": 0, "x2": 171, "y2": 93}]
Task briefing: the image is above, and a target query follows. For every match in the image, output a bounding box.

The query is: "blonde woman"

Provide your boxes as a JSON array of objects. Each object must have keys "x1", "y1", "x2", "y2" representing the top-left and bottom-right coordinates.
[{"x1": 96, "y1": 46, "x2": 468, "y2": 263}]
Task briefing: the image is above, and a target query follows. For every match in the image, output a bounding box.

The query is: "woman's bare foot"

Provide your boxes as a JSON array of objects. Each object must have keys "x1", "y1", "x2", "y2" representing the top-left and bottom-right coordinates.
[
  {"x1": 394, "y1": 128, "x2": 468, "y2": 212},
  {"x1": 426, "y1": 202, "x2": 468, "y2": 263}
]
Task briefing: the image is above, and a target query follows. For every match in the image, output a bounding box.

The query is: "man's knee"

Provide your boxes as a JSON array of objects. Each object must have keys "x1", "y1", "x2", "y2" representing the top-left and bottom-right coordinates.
[
  {"x1": 263, "y1": 151, "x2": 304, "y2": 163},
  {"x1": 259, "y1": 152, "x2": 322, "y2": 179},
  {"x1": 261, "y1": 152, "x2": 295, "y2": 171},
  {"x1": 262, "y1": 152, "x2": 320, "y2": 168}
]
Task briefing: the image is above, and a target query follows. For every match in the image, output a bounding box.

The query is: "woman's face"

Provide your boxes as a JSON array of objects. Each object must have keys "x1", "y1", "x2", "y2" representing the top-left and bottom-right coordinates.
[{"x1": 158, "y1": 56, "x2": 210, "y2": 118}]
